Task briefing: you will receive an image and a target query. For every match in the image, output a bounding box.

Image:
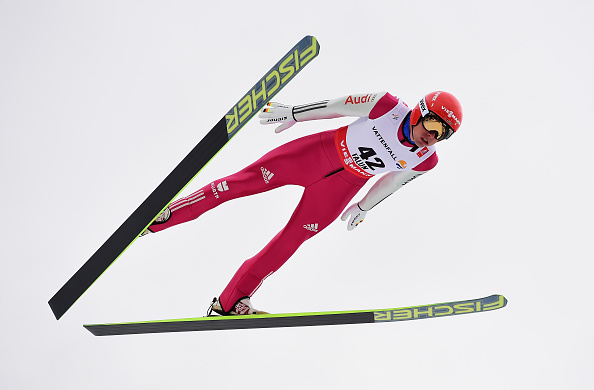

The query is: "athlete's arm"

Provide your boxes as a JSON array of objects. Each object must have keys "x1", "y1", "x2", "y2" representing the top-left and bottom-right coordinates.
[
  {"x1": 357, "y1": 150, "x2": 438, "y2": 214},
  {"x1": 259, "y1": 92, "x2": 390, "y2": 133},
  {"x1": 293, "y1": 92, "x2": 389, "y2": 121},
  {"x1": 359, "y1": 170, "x2": 425, "y2": 210},
  {"x1": 341, "y1": 170, "x2": 426, "y2": 231}
]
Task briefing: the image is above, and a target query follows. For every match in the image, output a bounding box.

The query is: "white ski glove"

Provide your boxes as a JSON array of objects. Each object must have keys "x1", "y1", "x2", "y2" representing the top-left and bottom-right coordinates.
[
  {"x1": 259, "y1": 102, "x2": 297, "y2": 133},
  {"x1": 341, "y1": 203, "x2": 367, "y2": 231}
]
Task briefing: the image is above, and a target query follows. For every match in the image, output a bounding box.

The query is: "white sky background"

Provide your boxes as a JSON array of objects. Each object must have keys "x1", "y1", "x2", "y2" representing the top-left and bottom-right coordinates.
[{"x1": 1, "y1": 0, "x2": 593, "y2": 388}]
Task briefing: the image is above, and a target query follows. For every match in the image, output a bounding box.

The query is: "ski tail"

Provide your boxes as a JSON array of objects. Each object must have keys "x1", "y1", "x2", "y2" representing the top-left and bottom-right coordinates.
[
  {"x1": 49, "y1": 36, "x2": 320, "y2": 320},
  {"x1": 84, "y1": 294, "x2": 507, "y2": 336}
]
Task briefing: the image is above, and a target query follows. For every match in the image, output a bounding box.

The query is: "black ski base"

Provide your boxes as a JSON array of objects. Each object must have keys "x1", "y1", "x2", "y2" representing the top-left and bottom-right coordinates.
[{"x1": 84, "y1": 294, "x2": 508, "y2": 336}]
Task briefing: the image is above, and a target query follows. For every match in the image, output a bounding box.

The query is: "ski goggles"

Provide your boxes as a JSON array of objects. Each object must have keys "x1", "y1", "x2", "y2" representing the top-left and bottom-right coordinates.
[{"x1": 422, "y1": 116, "x2": 454, "y2": 141}]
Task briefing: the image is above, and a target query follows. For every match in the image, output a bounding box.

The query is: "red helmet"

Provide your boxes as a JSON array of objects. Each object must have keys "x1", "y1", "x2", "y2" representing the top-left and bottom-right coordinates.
[{"x1": 410, "y1": 91, "x2": 463, "y2": 138}]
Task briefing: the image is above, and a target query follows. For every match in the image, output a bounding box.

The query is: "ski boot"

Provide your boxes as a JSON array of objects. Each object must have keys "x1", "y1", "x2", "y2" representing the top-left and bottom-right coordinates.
[
  {"x1": 139, "y1": 207, "x2": 171, "y2": 236},
  {"x1": 208, "y1": 297, "x2": 268, "y2": 316}
]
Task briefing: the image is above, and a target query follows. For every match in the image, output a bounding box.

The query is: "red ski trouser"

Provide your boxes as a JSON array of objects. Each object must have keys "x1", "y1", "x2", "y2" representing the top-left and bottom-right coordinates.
[{"x1": 150, "y1": 130, "x2": 368, "y2": 312}]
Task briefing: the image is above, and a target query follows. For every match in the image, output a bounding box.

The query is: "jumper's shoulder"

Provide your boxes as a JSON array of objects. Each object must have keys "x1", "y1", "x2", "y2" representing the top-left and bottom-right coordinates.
[{"x1": 412, "y1": 150, "x2": 438, "y2": 172}]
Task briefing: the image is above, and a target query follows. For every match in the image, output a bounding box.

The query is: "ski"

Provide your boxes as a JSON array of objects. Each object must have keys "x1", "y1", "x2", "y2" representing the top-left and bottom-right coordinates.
[
  {"x1": 84, "y1": 294, "x2": 507, "y2": 336},
  {"x1": 49, "y1": 36, "x2": 320, "y2": 320}
]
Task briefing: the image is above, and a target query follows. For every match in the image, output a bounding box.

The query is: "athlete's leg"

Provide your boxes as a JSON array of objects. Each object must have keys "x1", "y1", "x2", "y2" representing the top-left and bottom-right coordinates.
[
  {"x1": 149, "y1": 132, "x2": 336, "y2": 233},
  {"x1": 218, "y1": 170, "x2": 367, "y2": 312}
]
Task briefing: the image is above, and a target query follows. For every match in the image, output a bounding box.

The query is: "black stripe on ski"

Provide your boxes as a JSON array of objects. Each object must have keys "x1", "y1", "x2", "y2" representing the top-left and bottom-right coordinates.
[
  {"x1": 86, "y1": 312, "x2": 374, "y2": 336},
  {"x1": 49, "y1": 36, "x2": 320, "y2": 320},
  {"x1": 84, "y1": 294, "x2": 507, "y2": 336},
  {"x1": 49, "y1": 118, "x2": 227, "y2": 320}
]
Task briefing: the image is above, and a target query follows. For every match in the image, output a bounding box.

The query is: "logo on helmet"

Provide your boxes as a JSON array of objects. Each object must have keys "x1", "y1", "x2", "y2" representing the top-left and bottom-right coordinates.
[
  {"x1": 440, "y1": 106, "x2": 461, "y2": 128},
  {"x1": 419, "y1": 98, "x2": 429, "y2": 116}
]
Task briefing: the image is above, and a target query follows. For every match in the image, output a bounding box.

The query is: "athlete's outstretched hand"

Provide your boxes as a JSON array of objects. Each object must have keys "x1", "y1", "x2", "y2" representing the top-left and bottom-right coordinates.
[
  {"x1": 259, "y1": 102, "x2": 297, "y2": 133},
  {"x1": 341, "y1": 203, "x2": 367, "y2": 231}
]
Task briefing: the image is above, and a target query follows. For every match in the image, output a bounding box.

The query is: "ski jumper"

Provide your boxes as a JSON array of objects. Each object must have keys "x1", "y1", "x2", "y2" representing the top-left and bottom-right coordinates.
[{"x1": 149, "y1": 92, "x2": 439, "y2": 312}]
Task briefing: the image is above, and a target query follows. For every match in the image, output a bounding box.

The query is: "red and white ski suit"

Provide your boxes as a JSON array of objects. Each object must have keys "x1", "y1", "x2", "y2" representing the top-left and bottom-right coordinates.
[{"x1": 149, "y1": 92, "x2": 438, "y2": 312}]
